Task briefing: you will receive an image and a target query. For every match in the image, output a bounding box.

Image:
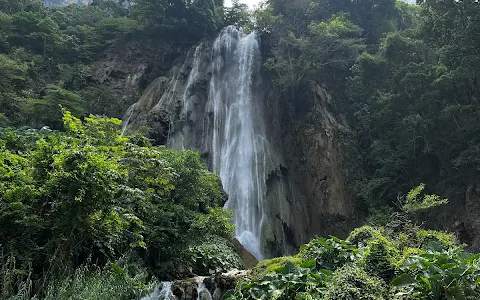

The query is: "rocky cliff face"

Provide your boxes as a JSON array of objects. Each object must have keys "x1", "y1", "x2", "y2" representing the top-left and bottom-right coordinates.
[
  {"x1": 125, "y1": 30, "x2": 360, "y2": 258},
  {"x1": 262, "y1": 79, "x2": 359, "y2": 254},
  {"x1": 85, "y1": 37, "x2": 189, "y2": 119}
]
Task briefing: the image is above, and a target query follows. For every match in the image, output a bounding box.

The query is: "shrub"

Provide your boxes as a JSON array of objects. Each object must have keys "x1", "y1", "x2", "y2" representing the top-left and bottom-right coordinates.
[
  {"x1": 252, "y1": 256, "x2": 303, "y2": 278},
  {"x1": 361, "y1": 237, "x2": 399, "y2": 282},
  {"x1": 322, "y1": 264, "x2": 387, "y2": 300},
  {"x1": 392, "y1": 247, "x2": 480, "y2": 299},
  {"x1": 0, "y1": 111, "x2": 235, "y2": 296},
  {"x1": 415, "y1": 229, "x2": 457, "y2": 250},
  {"x1": 298, "y1": 236, "x2": 360, "y2": 270},
  {"x1": 224, "y1": 260, "x2": 331, "y2": 300},
  {"x1": 183, "y1": 235, "x2": 244, "y2": 276},
  {"x1": 347, "y1": 225, "x2": 383, "y2": 246}
]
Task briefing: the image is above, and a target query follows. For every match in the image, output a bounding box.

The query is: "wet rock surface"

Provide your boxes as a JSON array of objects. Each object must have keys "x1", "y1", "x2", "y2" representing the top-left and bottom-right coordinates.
[
  {"x1": 125, "y1": 30, "x2": 360, "y2": 258},
  {"x1": 143, "y1": 270, "x2": 251, "y2": 300}
]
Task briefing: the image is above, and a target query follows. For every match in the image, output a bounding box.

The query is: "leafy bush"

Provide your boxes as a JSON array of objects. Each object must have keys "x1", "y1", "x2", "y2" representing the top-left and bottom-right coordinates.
[
  {"x1": 347, "y1": 225, "x2": 384, "y2": 246},
  {"x1": 392, "y1": 247, "x2": 480, "y2": 299},
  {"x1": 0, "y1": 111, "x2": 236, "y2": 297},
  {"x1": 322, "y1": 264, "x2": 387, "y2": 300},
  {"x1": 415, "y1": 230, "x2": 458, "y2": 250},
  {"x1": 361, "y1": 237, "x2": 399, "y2": 282},
  {"x1": 298, "y1": 236, "x2": 360, "y2": 270},
  {"x1": 182, "y1": 235, "x2": 244, "y2": 276},
  {"x1": 224, "y1": 260, "x2": 331, "y2": 300},
  {"x1": 225, "y1": 217, "x2": 476, "y2": 299},
  {"x1": 252, "y1": 256, "x2": 303, "y2": 279}
]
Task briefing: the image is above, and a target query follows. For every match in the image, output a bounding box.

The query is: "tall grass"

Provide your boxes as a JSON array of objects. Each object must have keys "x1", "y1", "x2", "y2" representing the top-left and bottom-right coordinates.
[
  {"x1": 41, "y1": 265, "x2": 155, "y2": 300},
  {"x1": 1, "y1": 250, "x2": 154, "y2": 300}
]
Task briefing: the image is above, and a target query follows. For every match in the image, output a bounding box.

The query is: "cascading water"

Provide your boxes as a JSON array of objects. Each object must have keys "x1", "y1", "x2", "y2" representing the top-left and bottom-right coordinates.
[
  {"x1": 210, "y1": 26, "x2": 272, "y2": 260},
  {"x1": 141, "y1": 282, "x2": 175, "y2": 300},
  {"x1": 195, "y1": 277, "x2": 212, "y2": 300},
  {"x1": 121, "y1": 103, "x2": 136, "y2": 135},
  {"x1": 168, "y1": 44, "x2": 203, "y2": 150}
]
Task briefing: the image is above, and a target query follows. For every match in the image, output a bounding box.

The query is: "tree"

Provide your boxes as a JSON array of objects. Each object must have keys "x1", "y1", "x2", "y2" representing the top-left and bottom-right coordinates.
[
  {"x1": 0, "y1": 0, "x2": 42, "y2": 14},
  {"x1": 130, "y1": 0, "x2": 220, "y2": 41},
  {"x1": 266, "y1": 15, "x2": 365, "y2": 99},
  {"x1": 0, "y1": 111, "x2": 234, "y2": 297}
]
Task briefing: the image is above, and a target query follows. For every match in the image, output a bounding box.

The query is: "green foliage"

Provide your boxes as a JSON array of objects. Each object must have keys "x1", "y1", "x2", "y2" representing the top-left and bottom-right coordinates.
[
  {"x1": 298, "y1": 236, "x2": 360, "y2": 270},
  {"x1": 192, "y1": 207, "x2": 235, "y2": 240},
  {"x1": 265, "y1": 14, "x2": 365, "y2": 98},
  {"x1": 392, "y1": 247, "x2": 480, "y2": 299},
  {"x1": 252, "y1": 256, "x2": 303, "y2": 279},
  {"x1": 344, "y1": 0, "x2": 480, "y2": 213},
  {"x1": 0, "y1": 111, "x2": 235, "y2": 297},
  {"x1": 130, "y1": 0, "x2": 228, "y2": 41},
  {"x1": 41, "y1": 264, "x2": 154, "y2": 300},
  {"x1": 224, "y1": 260, "x2": 331, "y2": 300},
  {"x1": 225, "y1": 210, "x2": 474, "y2": 300},
  {"x1": 222, "y1": 0, "x2": 251, "y2": 28},
  {"x1": 415, "y1": 230, "x2": 458, "y2": 250},
  {"x1": 347, "y1": 225, "x2": 384, "y2": 246},
  {"x1": 322, "y1": 264, "x2": 387, "y2": 300},
  {"x1": 361, "y1": 237, "x2": 398, "y2": 282},
  {"x1": 183, "y1": 235, "x2": 244, "y2": 276},
  {"x1": 0, "y1": 1, "x2": 132, "y2": 125},
  {"x1": 402, "y1": 184, "x2": 448, "y2": 213},
  {"x1": 24, "y1": 85, "x2": 85, "y2": 128}
]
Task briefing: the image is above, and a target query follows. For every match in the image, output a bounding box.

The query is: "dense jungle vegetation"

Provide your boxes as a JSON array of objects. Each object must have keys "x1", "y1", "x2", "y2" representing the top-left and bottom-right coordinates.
[{"x1": 1, "y1": 0, "x2": 480, "y2": 299}]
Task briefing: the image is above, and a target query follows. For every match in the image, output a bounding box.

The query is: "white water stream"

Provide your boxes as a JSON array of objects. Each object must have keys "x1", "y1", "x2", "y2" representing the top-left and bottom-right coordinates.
[
  {"x1": 195, "y1": 277, "x2": 212, "y2": 300},
  {"x1": 210, "y1": 26, "x2": 270, "y2": 260},
  {"x1": 124, "y1": 25, "x2": 272, "y2": 263},
  {"x1": 140, "y1": 282, "x2": 175, "y2": 300}
]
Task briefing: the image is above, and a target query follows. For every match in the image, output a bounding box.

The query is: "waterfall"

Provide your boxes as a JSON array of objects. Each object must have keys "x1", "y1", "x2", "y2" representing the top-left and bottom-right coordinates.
[
  {"x1": 140, "y1": 282, "x2": 175, "y2": 300},
  {"x1": 121, "y1": 103, "x2": 136, "y2": 135},
  {"x1": 182, "y1": 45, "x2": 202, "y2": 117},
  {"x1": 123, "y1": 25, "x2": 286, "y2": 260},
  {"x1": 168, "y1": 44, "x2": 203, "y2": 150},
  {"x1": 195, "y1": 277, "x2": 212, "y2": 300},
  {"x1": 210, "y1": 26, "x2": 271, "y2": 260}
]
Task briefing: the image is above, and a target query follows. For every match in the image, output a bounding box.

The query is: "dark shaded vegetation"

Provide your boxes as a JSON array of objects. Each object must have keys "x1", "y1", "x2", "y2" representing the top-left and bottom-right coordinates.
[{"x1": 256, "y1": 0, "x2": 480, "y2": 222}]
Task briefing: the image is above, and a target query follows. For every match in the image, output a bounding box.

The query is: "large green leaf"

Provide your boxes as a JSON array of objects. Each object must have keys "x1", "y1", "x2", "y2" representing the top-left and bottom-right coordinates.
[{"x1": 392, "y1": 273, "x2": 416, "y2": 287}]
